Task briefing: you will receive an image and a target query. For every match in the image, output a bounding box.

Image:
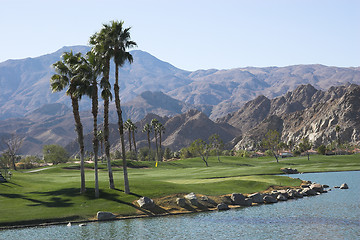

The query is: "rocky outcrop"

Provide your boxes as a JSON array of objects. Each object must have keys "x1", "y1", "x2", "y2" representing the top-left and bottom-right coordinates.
[
  {"x1": 340, "y1": 183, "x2": 349, "y2": 189},
  {"x1": 176, "y1": 198, "x2": 187, "y2": 207}
]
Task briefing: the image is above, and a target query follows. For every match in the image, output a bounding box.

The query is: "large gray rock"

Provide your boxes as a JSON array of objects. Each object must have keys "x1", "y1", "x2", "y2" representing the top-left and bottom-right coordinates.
[
  {"x1": 137, "y1": 197, "x2": 155, "y2": 209},
  {"x1": 310, "y1": 183, "x2": 324, "y2": 193},
  {"x1": 340, "y1": 183, "x2": 349, "y2": 189},
  {"x1": 248, "y1": 193, "x2": 263, "y2": 204},
  {"x1": 185, "y1": 192, "x2": 199, "y2": 206},
  {"x1": 277, "y1": 194, "x2": 287, "y2": 201},
  {"x1": 97, "y1": 211, "x2": 116, "y2": 221},
  {"x1": 176, "y1": 198, "x2": 186, "y2": 207},
  {"x1": 263, "y1": 195, "x2": 278, "y2": 204},
  {"x1": 301, "y1": 188, "x2": 317, "y2": 196},
  {"x1": 217, "y1": 203, "x2": 230, "y2": 211},
  {"x1": 231, "y1": 193, "x2": 246, "y2": 205}
]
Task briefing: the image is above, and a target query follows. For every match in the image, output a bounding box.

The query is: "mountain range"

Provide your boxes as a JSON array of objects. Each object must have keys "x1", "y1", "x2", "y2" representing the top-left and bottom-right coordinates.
[{"x1": 0, "y1": 46, "x2": 360, "y2": 155}]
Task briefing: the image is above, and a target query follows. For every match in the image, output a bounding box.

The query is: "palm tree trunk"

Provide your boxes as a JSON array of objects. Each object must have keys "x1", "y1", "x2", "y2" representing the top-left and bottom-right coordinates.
[
  {"x1": 71, "y1": 96, "x2": 86, "y2": 194},
  {"x1": 132, "y1": 130, "x2": 137, "y2": 153},
  {"x1": 114, "y1": 64, "x2": 130, "y2": 194},
  {"x1": 154, "y1": 132, "x2": 158, "y2": 162},
  {"x1": 92, "y1": 82, "x2": 99, "y2": 198},
  {"x1": 159, "y1": 132, "x2": 162, "y2": 162},
  {"x1": 104, "y1": 96, "x2": 115, "y2": 189},
  {"x1": 147, "y1": 131, "x2": 151, "y2": 152},
  {"x1": 128, "y1": 130, "x2": 132, "y2": 151}
]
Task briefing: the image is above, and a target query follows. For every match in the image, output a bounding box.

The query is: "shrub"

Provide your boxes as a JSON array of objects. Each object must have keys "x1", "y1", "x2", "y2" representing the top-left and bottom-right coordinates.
[{"x1": 43, "y1": 145, "x2": 69, "y2": 165}]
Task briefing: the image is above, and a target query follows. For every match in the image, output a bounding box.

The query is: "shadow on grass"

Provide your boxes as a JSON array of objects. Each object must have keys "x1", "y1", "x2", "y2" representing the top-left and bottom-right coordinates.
[
  {"x1": 28, "y1": 187, "x2": 168, "y2": 216},
  {"x1": 0, "y1": 193, "x2": 73, "y2": 207},
  {"x1": 0, "y1": 181, "x2": 23, "y2": 187}
]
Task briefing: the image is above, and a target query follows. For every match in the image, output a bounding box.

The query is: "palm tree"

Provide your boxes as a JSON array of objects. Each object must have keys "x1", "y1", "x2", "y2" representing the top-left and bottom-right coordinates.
[
  {"x1": 50, "y1": 51, "x2": 87, "y2": 194},
  {"x1": 124, "y1": 119, "x2": 133, "y2": 151},
  {"x1": 108, "y1": 20, "x2": 137, "y2": 194},
  {"x1": 142, "y1": 123, "x2": 152, "y2": 154},
  {"x1": 131, "y1": 123, "x2": 138, "y2": 153},
  {"x1": 151, "y1": 119, "x2": 159, "y2": 161},
  {"x1": 90, "y1": 28, "x2": 115, "y2": 189},
  {"x1": 155, "y1": 123, "x2": 165, "y2": 162},
  {"x1": 76, "y1": 51, "x2": 102, "y2": 198}
]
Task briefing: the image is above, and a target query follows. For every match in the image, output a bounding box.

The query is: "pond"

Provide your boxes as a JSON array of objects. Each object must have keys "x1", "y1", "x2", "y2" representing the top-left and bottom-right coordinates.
[{"x1": 1, "y1": 171, "x2": 359, "y2": 239}]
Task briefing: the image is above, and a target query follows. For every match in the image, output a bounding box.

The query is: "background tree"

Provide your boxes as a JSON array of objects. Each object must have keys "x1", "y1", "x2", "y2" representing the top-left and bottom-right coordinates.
[
  {"x1": 51, "y1": 51, "x2": 87, "y2": 194},
  {"x1": 131, "y1": 121, "x2": 137, "y2": 153},
  {"x1": 261, "y1": 129, "x2": 280, "y2": 163},
  {"x1": 298, "y1": 137, "x2": 312, "y2": 160},
  {"x1": 209, "y1": 134, "x2": 224, "y2": 162},
  {"x1": 155, "y1": 122, "x2": 165, "y2": 162},
  {"x1": 97, "y1": 130, "x2": 104, "y2": 163},
  {"x1": 124, "y1": 119, "x2": 133, "y2": 151},
  {"x1": 3, "y1": 134, "x2": 24, "y2": 170},
  {"x1": 43, "y1": 145, "x2": 69, "y2": 165},
  {"x1": 189, "y1": 139, "x2": 210, "y2": 167},
  {"x1": 151, "y1": 118, "x2": 160, "y2": 162},
  {"x1": 142, "y1": 123, "x2": 152, "y2": 153}
]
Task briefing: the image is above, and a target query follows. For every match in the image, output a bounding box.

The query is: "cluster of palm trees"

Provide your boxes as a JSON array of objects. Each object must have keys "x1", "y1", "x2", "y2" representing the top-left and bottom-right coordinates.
[
  {"x1": 141, "y1": 119, "x2": 165, "y2": 163},
  {"x1": 50, "y1": 20, "x2": 136, "y2": 197}
]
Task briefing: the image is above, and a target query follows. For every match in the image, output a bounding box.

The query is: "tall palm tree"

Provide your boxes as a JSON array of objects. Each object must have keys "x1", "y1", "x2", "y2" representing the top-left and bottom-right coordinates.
[
  {"x1": 124, "y1": 119, "x2": 133, "y2": 151},
  {"x1": 107, "y1": 20, "x2": 137, "y2": 194},
  {"x1": 97, "y1": 130, "x2": 104, "y2": 163},
  {"x1": 50, "y1": 51, "x2": 87, "y2": 194},
  {"x1": 90, "y1": 28, "x2": 115, "y2": 189},
  {"x1": 76, "y1": 51, "x2": 102, "y2": 198},
  {"x1": 142, "y1": 123, "x2": 152, "y2": 154}
]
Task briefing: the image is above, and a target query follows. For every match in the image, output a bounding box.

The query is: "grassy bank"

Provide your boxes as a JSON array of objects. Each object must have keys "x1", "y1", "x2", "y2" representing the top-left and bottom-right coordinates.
[{"x1": 1, "y1": 154, "x2": 359, "y2": 226}]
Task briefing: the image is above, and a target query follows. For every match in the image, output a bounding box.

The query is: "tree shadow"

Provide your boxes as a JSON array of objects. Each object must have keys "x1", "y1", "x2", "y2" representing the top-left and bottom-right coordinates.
[{"x1": 0, "y1": 193, "x2": 73, "y2": 208}]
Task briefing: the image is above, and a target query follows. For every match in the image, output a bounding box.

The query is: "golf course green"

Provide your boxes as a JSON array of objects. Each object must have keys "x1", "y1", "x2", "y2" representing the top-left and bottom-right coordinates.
[{"x1": 1, "y1": 154, "x2": 359, "y2": 227}]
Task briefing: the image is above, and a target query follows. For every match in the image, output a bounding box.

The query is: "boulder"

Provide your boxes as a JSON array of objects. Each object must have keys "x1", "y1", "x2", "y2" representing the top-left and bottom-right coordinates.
[
  {"x1": 231, "y1": 193, "x2": 246, "y2": 205},
  {"x1": 278, "y1": 190, "x2": 289, "y2": 198},
  {"x1": 322, "y1": 184, "x2": 329, "y2": 188},
  {"x1": 243, "y1": 198, "x2": 253, "y2": 206},
  {"x1": 97, "y1": 211, "x2": 116, "y2": 221},
  {"x1": 248, "y1": 193, "x2": 263, "y2": 204},
  {"x1": 293, "y1": 190, "x2": 303, "y2": 198},
  {"x1": 217, "y1": 203, "x2": 230, "y2": 211},
  {"x1": 310, "y1": 183, "x2": 324, "y2": 193},
  {"x1": 263, "y1": 195, "x2": 278, "y2": 204},
  {"x1": 176, "y1": 198, "x2": 186, "y2": 207},
  {"x1": 185, "y1": 192, "x2": 199, "y2": 206},
  {"x1": 277, "y1": 194, "x2": 287, "y2": 201},
  {"x1": 137, "y1": 197, "x2": 155, "y2": 209},
  {"x1": 340, "y1": 183, "x2": 349, "y2": 189},
  {"x1": 301, "y1": 188, "x2": 317, "y2": 196}
]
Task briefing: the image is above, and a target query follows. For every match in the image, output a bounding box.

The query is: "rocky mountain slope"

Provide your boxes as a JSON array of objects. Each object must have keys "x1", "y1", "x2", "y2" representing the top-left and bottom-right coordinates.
[
  {"x1": 1, "y1": 46, "x2": 360, "y2": 121},
  {"x1": 226, "y1": 84, "x2": 360, "y2": 149}
]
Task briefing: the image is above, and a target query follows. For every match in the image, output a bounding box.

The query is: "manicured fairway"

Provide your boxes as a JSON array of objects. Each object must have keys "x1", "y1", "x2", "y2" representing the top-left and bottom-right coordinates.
[{"x1": 0, "y1": 154, "x2": 359, "y2": 226}]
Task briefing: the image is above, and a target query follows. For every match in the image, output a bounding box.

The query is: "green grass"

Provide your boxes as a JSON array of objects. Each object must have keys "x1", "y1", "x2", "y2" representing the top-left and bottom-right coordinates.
[{"x1": 0, "y1": 154, "x2": 359, "y2": 226}]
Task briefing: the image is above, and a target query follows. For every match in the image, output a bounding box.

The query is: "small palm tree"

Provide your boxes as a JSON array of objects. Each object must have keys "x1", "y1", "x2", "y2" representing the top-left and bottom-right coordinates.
[
  {"x1": 142, "y1": 123, "x2": 152, "y2": 154},
  {"x1": 155, "y1": 123, "x2": 165, "y2": 162},
  {"x1": 131, "y1": 122, "x2": 138, "y2": 153},
  {"x1": 50, "y1": 51, "x2": 87, "y2": 194},
  {"x1": 151, "y1": 119, "x2": 159, "y2": 161},
  {"x1": 124, "y1": 119, "x2": 133, "y2": 151}
]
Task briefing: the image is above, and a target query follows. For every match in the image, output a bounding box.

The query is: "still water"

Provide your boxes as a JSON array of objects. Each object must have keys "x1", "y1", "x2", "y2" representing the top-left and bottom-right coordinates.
[{"x1": 1, "y1": 171, "x2": 359, "y2": 240}]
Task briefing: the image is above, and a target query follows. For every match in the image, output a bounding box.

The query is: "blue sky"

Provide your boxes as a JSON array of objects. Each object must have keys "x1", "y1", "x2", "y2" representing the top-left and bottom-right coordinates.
[{"x1": 1, "y1": 0, "x2": 359, "y2": 71}]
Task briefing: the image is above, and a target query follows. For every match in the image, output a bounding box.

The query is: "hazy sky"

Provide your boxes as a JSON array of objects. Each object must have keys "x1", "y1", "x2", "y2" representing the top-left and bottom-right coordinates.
[{"x1": 1, "y1": 0, "x2": 359, "y2": 71}]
